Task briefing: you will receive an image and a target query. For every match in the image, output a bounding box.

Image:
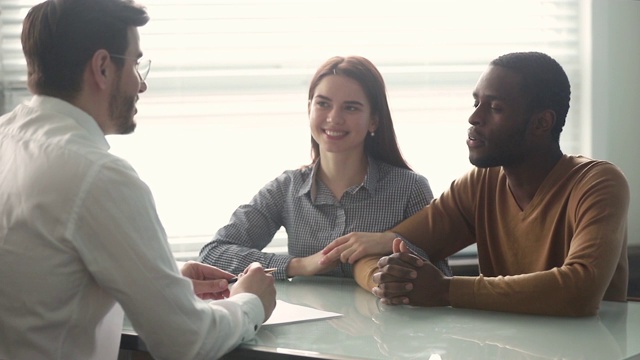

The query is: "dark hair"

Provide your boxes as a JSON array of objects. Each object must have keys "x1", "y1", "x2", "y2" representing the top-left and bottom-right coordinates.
[
  {"x1": 490, "y1": 51, "x2": 571, "y2": 141},
  {"x1": 21, "y1": 0, "x2": 149, "y2": 101},
  {"x1": 307, "y1": 56, "x2": 411, "y2": 170}
]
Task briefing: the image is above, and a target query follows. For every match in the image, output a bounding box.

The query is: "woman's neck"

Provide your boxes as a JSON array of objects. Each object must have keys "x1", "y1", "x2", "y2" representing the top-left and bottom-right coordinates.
[{"x1": 317, "y1": 152, "x2": 369, "y2": 200}]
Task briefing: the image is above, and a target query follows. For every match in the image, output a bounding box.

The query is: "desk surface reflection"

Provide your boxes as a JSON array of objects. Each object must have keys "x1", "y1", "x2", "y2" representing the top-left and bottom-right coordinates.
[{"x1": 122, "y1": 276, "x2": 640, "y2": 360}]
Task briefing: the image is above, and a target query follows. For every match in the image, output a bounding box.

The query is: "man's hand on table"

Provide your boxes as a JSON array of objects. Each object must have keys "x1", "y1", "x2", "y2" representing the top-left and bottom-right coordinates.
[{"x1": 372, "y1": 238, "x2": 451, "y2": 307}]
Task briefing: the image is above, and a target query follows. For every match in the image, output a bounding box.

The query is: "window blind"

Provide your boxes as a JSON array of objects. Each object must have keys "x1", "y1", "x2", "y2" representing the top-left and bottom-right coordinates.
[{"x1": 1, "y1": 0, "x2": 584, "y2": 259}]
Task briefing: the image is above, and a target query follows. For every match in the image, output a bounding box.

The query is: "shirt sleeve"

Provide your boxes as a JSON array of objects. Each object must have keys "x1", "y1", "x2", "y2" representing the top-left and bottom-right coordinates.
[
  {"x1": 198, "y1": 173, "x2": 293, "y2": 279},
  {"x1": 70, "y1": 158, "x2": 265, "y2": 359},
  {"x1": 403, "y1": 174, "x2": 434, "y2": 217}
]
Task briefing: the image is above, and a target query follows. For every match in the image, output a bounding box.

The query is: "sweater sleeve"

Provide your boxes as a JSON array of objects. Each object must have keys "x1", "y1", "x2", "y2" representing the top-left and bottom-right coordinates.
[
  {"x1": 353, "y1": 255, "x2": 381, "y2": 291},
  {"x1": 392, "y1": 171, "x2": 479, "y2": 261},
  {"x1": 449, "y1": 162, "x2": 629, "y2": 316},
  {"x1": 352, "y1": 171, "x2": 445, "y2": 292},
  {"x1": 351, "y1": 172, "x2": 474, "y2": 292}
]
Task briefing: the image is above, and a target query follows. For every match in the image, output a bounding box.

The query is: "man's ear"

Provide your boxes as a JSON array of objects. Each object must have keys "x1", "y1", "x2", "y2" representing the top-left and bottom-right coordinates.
[
  {"x1": 90, "y1": 50, "x2": 111, "y2": 89},
  {"x1": 531, "y1": 109, "x2": 556, "y2": 135}
]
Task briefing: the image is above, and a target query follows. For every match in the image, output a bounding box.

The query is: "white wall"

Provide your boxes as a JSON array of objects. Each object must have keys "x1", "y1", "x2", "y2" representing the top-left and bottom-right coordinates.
[{"x1": 590, "y1": 1, "x2": 640, "y2": 246}]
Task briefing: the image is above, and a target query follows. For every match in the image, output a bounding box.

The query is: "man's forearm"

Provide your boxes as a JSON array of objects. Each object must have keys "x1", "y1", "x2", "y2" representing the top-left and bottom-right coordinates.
[{"x1": 353, "y1": 255, "x2": 381, "y2": 291}]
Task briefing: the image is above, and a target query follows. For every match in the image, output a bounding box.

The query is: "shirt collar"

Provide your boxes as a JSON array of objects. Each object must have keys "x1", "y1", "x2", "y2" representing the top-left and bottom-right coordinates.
[
  {"x1": 298, "y1": 161, "x2": 319, "y2": 200},
  {"x1": 29, "y1": 95, "x2": 110, "y2": 151},
  {"x1": 299, "y1": 156, "x2": 380, "y2": 201},
  {"x1": 362, "y1": 156, "x2": 379, "y2": 193}
]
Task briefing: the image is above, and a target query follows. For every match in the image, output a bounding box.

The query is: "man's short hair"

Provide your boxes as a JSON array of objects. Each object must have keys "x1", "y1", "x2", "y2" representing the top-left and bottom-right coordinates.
[
  {"x1": 490, "y1": 52, "x2": 571, "y2": 141},
  {"x1": 21, "y1": 0, "x2": 149, "y2": 101}
]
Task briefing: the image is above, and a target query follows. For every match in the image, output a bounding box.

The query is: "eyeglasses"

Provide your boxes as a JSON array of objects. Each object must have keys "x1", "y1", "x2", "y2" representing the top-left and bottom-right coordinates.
[{"x1": 109, "y1": 54, "x2": 152, "y2": 81}]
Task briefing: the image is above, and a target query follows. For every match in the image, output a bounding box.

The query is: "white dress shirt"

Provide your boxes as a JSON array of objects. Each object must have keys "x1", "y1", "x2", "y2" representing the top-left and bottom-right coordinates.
[{"x1": 0, "y1": 96, "x2": 264, "y2": 360}]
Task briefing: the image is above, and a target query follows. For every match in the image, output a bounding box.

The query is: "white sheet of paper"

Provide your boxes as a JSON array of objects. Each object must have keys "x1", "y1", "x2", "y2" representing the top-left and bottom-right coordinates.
[
  {"x1": 263, "y1": 300, "x2": 342, "y2": 326},
  {"x1": 175, "y1": 262, "x2": 343, "y2": 326}
]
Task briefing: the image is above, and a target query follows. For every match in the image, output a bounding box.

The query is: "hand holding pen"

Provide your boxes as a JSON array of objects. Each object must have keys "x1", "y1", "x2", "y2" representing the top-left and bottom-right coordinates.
[
  {"x1": 228, "y1": 268, "x2": 277, "y2": 284},
  {"x1": 180, "y1": 261, "x2": 236, "y2": 300},
  {"x1": 180, "y1": 261, "x2": 276, "y2": 301},
  {"x1": 230, "y1": 262, "x2": 278, "y2": 322},
  {"x1": 181, "y1": 261, "x2": 276, "y2": 321}
]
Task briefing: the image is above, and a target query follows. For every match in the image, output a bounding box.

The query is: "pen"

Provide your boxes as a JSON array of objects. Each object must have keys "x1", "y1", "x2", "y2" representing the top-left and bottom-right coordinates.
[{"x1": 227, "y1": 268, "x2": 277, "y2": 284}]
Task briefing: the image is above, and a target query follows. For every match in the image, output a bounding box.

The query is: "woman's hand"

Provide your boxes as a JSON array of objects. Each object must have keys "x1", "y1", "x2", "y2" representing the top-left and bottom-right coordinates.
[
  {"x1": 287, "y1": 250, "x2": 340, "y2": 277},
  {"x1": 319, "y1": 231, "x2": 397, "y2": 265}
]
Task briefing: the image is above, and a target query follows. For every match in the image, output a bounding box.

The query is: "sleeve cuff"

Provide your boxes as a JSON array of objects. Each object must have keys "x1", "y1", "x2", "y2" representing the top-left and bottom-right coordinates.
[
  {"x1": 267, "y1": 254, "x2": 294, "y2": 280},
  {"x1": 449, "y1": 276, "x2": 477, "y2": 309},
  {"x1": 353, "y1": 255, "x2": 381, "y2": 291},
  {"x1": 226, "y1": 293, "x2": 265, "y2": 340}
]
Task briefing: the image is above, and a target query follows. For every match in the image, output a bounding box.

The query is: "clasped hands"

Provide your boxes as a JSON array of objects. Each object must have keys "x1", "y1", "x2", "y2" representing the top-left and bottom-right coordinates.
[{"x1": 371, "y1": 238, "x2": 451, "y2": 307}]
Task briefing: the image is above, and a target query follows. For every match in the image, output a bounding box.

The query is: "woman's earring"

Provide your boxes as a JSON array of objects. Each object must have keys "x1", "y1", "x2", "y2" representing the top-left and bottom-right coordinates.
[{"x1": 370, "y1": 131, "x2": 375, "y2": 137}]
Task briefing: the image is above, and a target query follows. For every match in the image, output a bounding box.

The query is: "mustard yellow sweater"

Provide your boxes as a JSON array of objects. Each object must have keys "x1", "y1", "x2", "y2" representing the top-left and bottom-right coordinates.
[{"x1": 354, "y1": 155, "x2": 629, "y2": 316}]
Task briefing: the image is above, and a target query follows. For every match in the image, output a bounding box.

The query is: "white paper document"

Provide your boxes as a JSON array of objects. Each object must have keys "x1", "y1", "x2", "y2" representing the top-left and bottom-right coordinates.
[{"x1": 263, "y1": 300, "x2": 342, "y2": 326}]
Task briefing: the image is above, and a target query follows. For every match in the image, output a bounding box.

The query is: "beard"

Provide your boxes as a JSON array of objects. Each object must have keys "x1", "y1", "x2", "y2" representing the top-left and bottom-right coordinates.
[
  {"x1": 469, "y1": 119, "x2": 531, "y2": 169},
  {"x1": 470, "y1": 154, "x2": 501, "y2": 168},
  {"x1": 469, "y1": 136, "x2": 529, "y2": 168},
  {"x1": 108, "y1": 77, "x2": 137, "y2": 135}
]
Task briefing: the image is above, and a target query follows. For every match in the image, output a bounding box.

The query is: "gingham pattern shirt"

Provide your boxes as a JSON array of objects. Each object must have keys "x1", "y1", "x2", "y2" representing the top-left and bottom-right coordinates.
[{"x1": 199, "y1": 157, "x2": 451, "y2": 279}]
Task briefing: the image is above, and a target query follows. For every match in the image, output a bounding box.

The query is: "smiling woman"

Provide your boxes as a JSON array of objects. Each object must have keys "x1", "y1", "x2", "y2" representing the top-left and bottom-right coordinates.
[{"x1": 0, "y1": 0, "x2": 586, "y2": 259}]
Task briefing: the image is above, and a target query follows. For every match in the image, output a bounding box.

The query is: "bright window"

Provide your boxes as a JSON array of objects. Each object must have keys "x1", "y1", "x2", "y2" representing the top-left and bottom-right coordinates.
[{"x1": 1, "y1": 0, "x2": 585, "y2": 259}]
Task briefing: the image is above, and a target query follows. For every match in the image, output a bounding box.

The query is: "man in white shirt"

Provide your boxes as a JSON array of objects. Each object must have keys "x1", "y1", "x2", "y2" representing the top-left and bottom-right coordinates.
[{"x1": 0, "y1": 0, "x2": 276, "y2": 359}]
